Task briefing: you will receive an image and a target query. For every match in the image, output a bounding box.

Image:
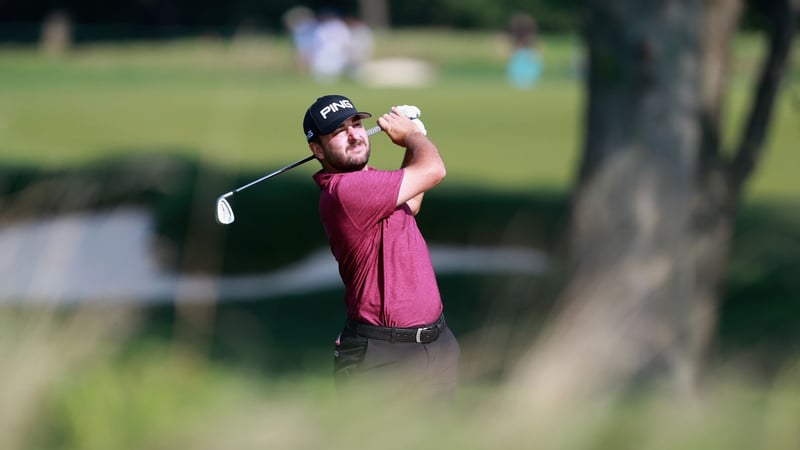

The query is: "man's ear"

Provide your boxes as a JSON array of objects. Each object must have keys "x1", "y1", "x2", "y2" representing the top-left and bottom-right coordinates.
[{"x1": 309, "y1": 141, "x2": 324, "y2": 160}]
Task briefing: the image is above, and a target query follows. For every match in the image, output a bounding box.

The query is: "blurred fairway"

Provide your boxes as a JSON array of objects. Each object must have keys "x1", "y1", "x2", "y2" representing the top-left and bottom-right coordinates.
[{"x1": 0, "y1": 31, "x2": 796, "y2": 199}]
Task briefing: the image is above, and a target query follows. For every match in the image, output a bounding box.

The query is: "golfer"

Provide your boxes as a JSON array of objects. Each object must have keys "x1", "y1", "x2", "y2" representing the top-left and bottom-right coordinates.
[{"x1": 303, "y1": 94, "x2": 459, "y2": 402}]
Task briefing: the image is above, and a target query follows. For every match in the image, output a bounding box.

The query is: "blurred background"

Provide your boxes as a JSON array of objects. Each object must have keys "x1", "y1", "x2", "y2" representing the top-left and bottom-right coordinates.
[{"x1": 0, "y1": 1, "x2": 798, "y2": 449}]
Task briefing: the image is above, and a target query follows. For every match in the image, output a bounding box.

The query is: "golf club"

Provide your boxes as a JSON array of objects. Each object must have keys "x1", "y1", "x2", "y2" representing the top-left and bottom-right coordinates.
[{"x1": 216, "y1": 125, "x2": 382, "y2": 224}]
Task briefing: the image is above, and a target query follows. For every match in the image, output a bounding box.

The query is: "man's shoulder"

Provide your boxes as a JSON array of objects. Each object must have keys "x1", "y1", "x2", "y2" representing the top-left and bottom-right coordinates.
[
  {"x1": 315, "y1": 168, "x2": 404, "y2": 196},
  {"x1": 342, "y1": 168, "x2": 402, "y2": 188}
]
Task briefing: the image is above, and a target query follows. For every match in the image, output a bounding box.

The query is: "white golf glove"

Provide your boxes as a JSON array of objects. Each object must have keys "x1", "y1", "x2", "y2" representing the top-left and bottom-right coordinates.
[
  {"x1": 411, "y1": 118, "x2": 427, "y2": 135},
  {"x1": 395, "y1": 105, "x2": 421, "y2": 119},
  {"x1": 395, "y1": 105, "x2": 426, "y2": 135}
]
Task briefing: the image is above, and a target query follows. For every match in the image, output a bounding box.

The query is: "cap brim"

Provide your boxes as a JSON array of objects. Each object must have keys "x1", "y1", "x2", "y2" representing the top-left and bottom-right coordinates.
[{"x1": 318, "y1": 112, "x2": 372, "y2": 135}]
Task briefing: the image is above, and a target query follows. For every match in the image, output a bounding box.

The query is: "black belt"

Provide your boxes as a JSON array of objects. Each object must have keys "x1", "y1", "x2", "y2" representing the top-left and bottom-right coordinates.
[{"x1": 346, "y1": 315, "x2": 446, "y2": 344}]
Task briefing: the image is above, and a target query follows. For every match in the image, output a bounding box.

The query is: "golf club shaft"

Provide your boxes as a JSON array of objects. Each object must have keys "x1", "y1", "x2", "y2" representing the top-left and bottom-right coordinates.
[
  {"x1": 365, "y1": 125, "x2": 381, "y2": 135},
  {"x1": 228, "y1": 125, "x2": 382, "y2": 196},
  {"x1": 231, "y1": 155, "x2": 316, "y2": 195}
]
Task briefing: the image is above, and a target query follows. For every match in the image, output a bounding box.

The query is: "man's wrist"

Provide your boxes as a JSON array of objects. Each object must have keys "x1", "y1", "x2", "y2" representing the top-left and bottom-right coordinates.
[{"x1": 402, "y1": 130, "x2": 428, "y2": 149}]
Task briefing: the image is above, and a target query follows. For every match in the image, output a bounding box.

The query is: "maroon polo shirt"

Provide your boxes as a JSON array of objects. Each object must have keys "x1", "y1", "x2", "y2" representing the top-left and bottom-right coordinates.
[{"x1": 313, "y1": 167, "x2": 442, "y2": 328}]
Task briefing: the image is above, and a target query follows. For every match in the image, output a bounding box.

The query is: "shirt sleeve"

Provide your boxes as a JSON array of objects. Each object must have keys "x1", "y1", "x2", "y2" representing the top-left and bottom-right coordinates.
[{"x1": 334, "y1": 169, "x2": 403, "y2": 231}]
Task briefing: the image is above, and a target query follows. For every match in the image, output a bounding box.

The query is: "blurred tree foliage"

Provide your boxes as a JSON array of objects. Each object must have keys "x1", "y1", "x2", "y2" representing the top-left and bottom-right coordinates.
[
  {"x1": 1, "y1": 0, "x2": 773, "y2": 42},
  {"x1": 1, "y1": 0, "x2": 572, "y2": 42}
]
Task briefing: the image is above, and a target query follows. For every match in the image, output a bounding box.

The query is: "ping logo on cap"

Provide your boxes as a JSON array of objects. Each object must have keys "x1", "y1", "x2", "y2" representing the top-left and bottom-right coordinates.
[
  {"x1": 319, "y1": 99, "x2": 354, "y2": 119},
  {"x1": 303, "y1": 94, "x2": 371, "y2": 142}
]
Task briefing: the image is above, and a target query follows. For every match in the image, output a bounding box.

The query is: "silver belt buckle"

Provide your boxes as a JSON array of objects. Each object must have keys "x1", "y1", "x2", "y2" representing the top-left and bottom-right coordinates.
[{"x1": 415, "y1": 328, "x2": 423, "y2": 343}]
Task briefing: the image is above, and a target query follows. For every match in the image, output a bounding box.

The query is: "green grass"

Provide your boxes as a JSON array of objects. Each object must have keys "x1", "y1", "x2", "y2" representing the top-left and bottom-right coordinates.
[{"x1": 0, "y1": 31, "x2": 796, "y2": 198}]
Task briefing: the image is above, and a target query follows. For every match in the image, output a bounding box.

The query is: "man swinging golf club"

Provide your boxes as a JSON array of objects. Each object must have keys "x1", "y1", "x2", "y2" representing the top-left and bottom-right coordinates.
[{"x1": 304, "y1": 94, "x2": 459, "y2": 402}]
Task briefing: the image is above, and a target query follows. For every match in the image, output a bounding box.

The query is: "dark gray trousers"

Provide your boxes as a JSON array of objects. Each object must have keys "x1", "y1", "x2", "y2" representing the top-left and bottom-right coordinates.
[{"x1": 333, "y1": 325, "x2": 460, "y2": 403}]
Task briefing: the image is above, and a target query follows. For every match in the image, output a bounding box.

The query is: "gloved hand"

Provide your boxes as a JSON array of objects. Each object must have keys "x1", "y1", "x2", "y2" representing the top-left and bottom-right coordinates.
[
  {"x1": 395, "y1": 105, "x2": 421, "y2": 120},
  {"x1": 411, "y1": 118, "x2": 427, "y2": 135},
  {"x1": 395, "y1": 105, "x2": 426, "y2": 135}
]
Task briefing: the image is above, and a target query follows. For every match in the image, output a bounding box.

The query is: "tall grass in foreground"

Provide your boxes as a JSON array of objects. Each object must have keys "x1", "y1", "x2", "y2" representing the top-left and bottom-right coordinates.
[{"x1": 1, "y1": 308, "x2": 798, "y2": 450}]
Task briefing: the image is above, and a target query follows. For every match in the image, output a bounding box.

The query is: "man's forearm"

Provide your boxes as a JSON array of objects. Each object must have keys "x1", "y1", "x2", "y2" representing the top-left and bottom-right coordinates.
[
  {"x1": 385, "y1": 113, "x2": 446, "y2": 209},
  {"x1": 400, "y1": 135, "x2": 436, "y2": 215},
  {"x1": 401, "y1": 132, "x2": 443, "y2": 169}
]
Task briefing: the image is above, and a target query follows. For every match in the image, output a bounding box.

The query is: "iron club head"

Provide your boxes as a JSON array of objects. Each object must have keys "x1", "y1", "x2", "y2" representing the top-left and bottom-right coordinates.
[{"x1": 215, "y1": 193, "x2": 235, "y2": 224}]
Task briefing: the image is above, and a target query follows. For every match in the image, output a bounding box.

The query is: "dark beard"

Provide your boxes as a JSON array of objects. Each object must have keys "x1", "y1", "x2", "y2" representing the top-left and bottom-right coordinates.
[{"x1": 327, "y1": 141, "x2": 370, "y2": 172}]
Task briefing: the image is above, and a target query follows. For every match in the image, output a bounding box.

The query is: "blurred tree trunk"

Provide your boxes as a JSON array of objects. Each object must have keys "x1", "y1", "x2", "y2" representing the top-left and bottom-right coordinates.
[
  {"x1": 359, "y1": 0, "x2": 390, "y2": 29},
  {"x1": 509, "y1": 0, "x2": 797, "y2": 409}
]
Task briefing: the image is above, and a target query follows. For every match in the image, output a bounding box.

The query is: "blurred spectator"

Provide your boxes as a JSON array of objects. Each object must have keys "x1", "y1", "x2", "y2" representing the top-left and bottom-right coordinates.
[
  {"x1": 309, "y1": 8, "x2": 352, "y2": 83},
  {"x1": 283, "y1": 6, "x2": 318, "y2": 72},
  {"x1": 344, "y1": 15, "x2": 375, "y2": 80},
  {"x1": 506, "y1": 12, "x2": 542, "y2": 89},
  {"x1": 40, "y1": 10, "x2": 72, "y2": 56}
]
